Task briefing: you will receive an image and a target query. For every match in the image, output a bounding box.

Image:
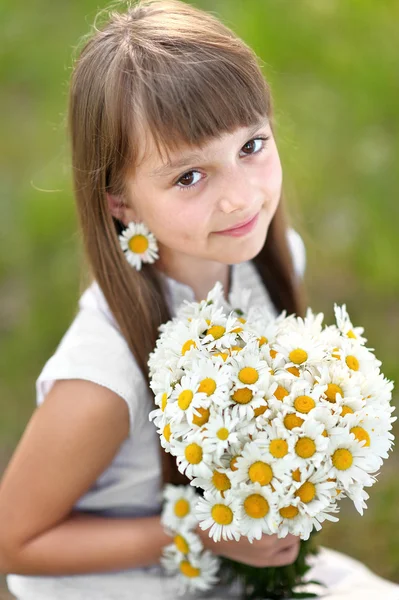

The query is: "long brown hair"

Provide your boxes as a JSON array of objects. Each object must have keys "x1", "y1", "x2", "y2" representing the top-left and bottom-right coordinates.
[{"x1": 68, "y1": 0, "x2": 307, "y2": 485}]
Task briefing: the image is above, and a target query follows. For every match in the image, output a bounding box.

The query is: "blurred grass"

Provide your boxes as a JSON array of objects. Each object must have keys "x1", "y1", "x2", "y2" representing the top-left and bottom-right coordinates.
[{"x1": 0, "y1": 0, "x2": 398, "y2": 590}]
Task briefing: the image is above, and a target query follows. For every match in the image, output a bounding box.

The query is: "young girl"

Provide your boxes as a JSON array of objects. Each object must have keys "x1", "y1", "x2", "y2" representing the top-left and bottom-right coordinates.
[{"x1": 1, "y1": 1, "x2": 398, "y2": 598}]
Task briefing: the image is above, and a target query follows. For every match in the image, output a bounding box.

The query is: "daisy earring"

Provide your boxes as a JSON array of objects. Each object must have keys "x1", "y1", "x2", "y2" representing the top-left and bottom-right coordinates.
[{"x1": 118, "y1": 221, "x2": 159, "y2": 271}]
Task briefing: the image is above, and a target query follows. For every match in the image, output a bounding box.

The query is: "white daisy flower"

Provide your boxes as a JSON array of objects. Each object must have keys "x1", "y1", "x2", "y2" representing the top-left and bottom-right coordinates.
[
  {"x1": 162, "y1": 484, "x2": 200, "y2": 532},
  {"x1": 288, "y1": 464, "x2": 337, "y2": 516},
  {"x1": 118, "y1": 221, "x2": 159, "y2": 270},
  {"x1": 332, "y1": 338, "x2": 381, "y2": 376},
  {"x1": 236, "y1": 482, "x2": 278, "y2": 541},
  {"x1": 195, "y1": 489, "x2": 241, "y2": 542},
  {"x1": 188, "y1": 357, "x2": 231, "y2": 406},
  {"x1": 229, "y1": 349, "x2": 269, "y2": 391},
  {"x1": 202, "y1": 313, "x2": 244, "y2": 351},
  {"x1": 333, "y1": 395, "x2": 366, "y2": 421},
  {"x1": 166, "y1": 528, "x2": 204, "y2": 557},
  {"x1": 310, "y1": 406, "x2": 339, "y2": 438},
  {"x1": 291, "y1": 419, "x2": 329, "y2": 469},
  {"x1": 161, "y1": 547, "x2": 220, "y2": 594},
  {"x1": 191, "y1": 466, "x2": 233, "y2": 498},
  {"x1": 345, "y1": 408, "x2": 395, "y2": 462},
  {"x1": 334, "y1": 304, "x2": 368, "y2": 345},
  {"x1": 230, "y1": 441, "x2": 280, "y2": 489},
  {"x1": 172, "y1": 431, "x2": 213, "y2": 479},
  {"x1": 360, "y1": 368, "x2": 395, "y2": 407},
  {"x1": 254, "y1": 421, "x2": 294, "y2": 462},
  {"x1": 281, "y1": 381, "x2": 324, "y2": 417},
  {"x1": 201, "y1": 412, "x2": 241, "y2": 459},
  {"x1": 273, "y1": 331, "x2": 326, "y2": 370},
  {"x1": 327, "y1": 431, "x2": 380, "y2": 487},
  {"x1": 314, "y1": 362, "x2": 363, "y2": 407},
  {"x1": 168, "y1": 374, "x2": 209, "y2": 425}
]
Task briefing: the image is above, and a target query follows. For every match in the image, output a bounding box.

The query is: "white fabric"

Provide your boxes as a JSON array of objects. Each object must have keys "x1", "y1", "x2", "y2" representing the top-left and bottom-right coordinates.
[{"x1": 7, "y1": 228, "x2": 399, "y2": 598}]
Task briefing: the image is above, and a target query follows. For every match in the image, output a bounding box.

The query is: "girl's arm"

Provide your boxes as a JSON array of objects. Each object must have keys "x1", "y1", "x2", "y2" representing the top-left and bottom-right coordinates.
[
  {"x1": 0, "y1": 510, "x2": 173, "y2": 576},
  {"x1": 0, "y1": 378, "x2": 174, "y2": 575}
]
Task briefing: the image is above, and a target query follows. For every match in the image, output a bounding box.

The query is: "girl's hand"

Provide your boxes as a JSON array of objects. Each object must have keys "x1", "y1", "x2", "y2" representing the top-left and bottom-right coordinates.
[{"x1": 198, "y1": 527, "x2": 301, "y2": 568}]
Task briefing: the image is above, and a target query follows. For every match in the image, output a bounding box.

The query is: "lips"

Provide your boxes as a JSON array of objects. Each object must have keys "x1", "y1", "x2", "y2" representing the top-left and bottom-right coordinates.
[{"x1": 217, "y1": 213, "x2": 259, "y2": 233}]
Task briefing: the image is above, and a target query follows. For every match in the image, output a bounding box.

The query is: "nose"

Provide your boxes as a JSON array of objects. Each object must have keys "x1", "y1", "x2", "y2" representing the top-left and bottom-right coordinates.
[{"x1": 217, "y1": 165, "x2": 256, "y2": 214}]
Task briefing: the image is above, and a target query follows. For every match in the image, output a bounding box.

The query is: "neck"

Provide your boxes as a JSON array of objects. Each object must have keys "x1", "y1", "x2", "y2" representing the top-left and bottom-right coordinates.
[{"x1": 156, "y1": 252, "x2": 231, "y2": 302}]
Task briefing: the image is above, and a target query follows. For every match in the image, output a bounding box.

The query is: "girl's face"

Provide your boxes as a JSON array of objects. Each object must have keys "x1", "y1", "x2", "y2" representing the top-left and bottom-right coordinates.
[{"x1": 120, "y1": 115, "x2": 282, "y2": 269}]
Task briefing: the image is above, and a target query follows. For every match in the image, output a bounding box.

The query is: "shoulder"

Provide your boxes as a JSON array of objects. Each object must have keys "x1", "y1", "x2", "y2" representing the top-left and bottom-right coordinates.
[
  {"x1": 36, "y1": 281, "x2": 147, "y2": 434},
  {"x1": 286, "y1": 227, "x2": 306, "y2": 279}
]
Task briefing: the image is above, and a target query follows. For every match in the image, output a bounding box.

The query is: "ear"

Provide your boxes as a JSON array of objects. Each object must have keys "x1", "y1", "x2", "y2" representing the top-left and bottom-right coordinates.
[{"x1": 106, "y1": 193, "x2": 138, "y2": 225}]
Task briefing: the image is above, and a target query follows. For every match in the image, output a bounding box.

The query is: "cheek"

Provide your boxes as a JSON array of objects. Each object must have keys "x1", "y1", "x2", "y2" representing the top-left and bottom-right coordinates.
[
  {"x1": 152, "y1": 197, "x2": 206, "y2": 243},
  {"x1": 264, "y1": 150, "x2": 283, "y2": 198}
]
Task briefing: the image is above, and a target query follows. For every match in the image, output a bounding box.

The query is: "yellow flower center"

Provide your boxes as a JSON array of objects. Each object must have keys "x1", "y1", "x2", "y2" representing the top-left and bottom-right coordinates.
[
  {"x1": 174, "y1": 498, "x2": 190, "y2": 517},
  {"x1": 289, "y1": 348, "x2": 308, "y2": 364},
  {"x1": 163, "y1": 423, "x2": 171, "y2": 442},
  {"x1": 332, "y1": 448, "x2": 353, "y2": 470},
  {"x1": 244, "y1": 494, "x2": 269, "y2": 519},
  {"x1": 279, "y1": 505, "x2": 299, "y2": 519},
  {"x1": 181, "y1": 339, "x2": 196, "y2": 355},
  {"x1": 207, "y1": 325, "x2": 226, "y2": 339},
  {"x1": 284, "y1": 413, "x2": 304, "y2": 430},
  {"x1": 217, "y1": 427, "x2": 229, "y2": 441},
  {"x1": 295, "y1": 481, "x2": 316, "y2": 503},
  {"x1": 294, "y1": 395, "x2": 316, "y2": 414},
  {"x1": 325, "y1": 383, "x2": 344, "y2": 403},
  {"x1": 230, "y1": 456, "x2": 239, "y2": 471},
  {"x1": 198, "y1": 377, "x2": 217, "y2": 396},
  {"x1": 238, "y1": 367, "x2": 259, "y2": 385},
  {"x1": 161, "y1": 392, "x2": 168, "y2": 412},
  {"x1": 230, "y1": 345, "x2": 243, "y2": 353},
  {"x1": 274, "y1": 386, "x2": 289, "y2": 401},
  {"x1": 258, "y1": 336, "x2": 268, "y2": 346},
  {"x1": 341, "y1": 405, "x2": 354, "y2": 417},
  {"x1": 178, "y1": 390, "x2": 194, "y2": 410},
  {"x1": 295, "y1": 437, "x2": 316, "y2": 459},
  {"x1": 254, "y1": 401, "x2": 268, "y2": 417},
  {"x1": 292, "y1": 468, "x2": 301, "y2": 482},
  {"x1": 128, "y1": 234, "x2": 149, "y2": 254},
  {"x1": 232, "y1": 387, "x2": 253, "y2": 404},
  {"x1": 184, "y1": 443, "x2": 203, "y2": 464},
  {"x1": 350, "y1": 426, "x2": 370, "y2": 447},
  {"x1": 270, "y1": 348, "x2": 278, "y2": 359},
  {"x1": 211, "y1": 504, "x2": 233, "y2": 525},
  {"x1": 212, "y1": 470, "x2": 231, "y2": 492},
  {"x1": 180, "y1": 560, "x2": 200, "y2": 578},
  {"x1": 231, "y1": 326, "x2": 243, "y2": 333},
  {"x1": 248, "y1": 461, "x2": 273, "y2": 486},
  {"x1": 213, "y1": 351, "x2": 228, "y2": 361},
  {"x1": 269, "y1": 439, "x2": 288, "y2": 458},
  {"x1": 346, "y1": 355, "x2": 360, "y2": 371},
  {"x1": 174, "y1": 534, "x2": 189, "y2": 554},
  {"x1": 286, "y1": 366, "x2": 300, "y2": 377},
  {"x1": 238, "y1": 317, "x2": 246, "y2": 324},
  {"x1": 192, "y1": 406, "x2": 210, "y2": 426},
  {"x1": 347, "y1": 329, "x2": 357, "y2": 339}
]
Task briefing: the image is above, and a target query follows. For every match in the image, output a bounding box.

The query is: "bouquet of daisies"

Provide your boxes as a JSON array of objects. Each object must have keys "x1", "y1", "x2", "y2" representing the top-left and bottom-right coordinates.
[{"x1": 148, "y1": 283, "x2": 395, "y2": 598}]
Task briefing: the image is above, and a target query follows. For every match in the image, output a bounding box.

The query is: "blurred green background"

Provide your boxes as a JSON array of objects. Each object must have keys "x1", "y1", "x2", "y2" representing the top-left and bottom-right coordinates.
[{"x1": 1, "y1": 0, "x2": 398, "y2": 596}]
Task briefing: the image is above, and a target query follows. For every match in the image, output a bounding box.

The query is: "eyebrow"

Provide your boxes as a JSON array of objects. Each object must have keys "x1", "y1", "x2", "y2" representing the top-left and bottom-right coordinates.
[{"x1": 150, "y1": 117, "x2": 269, "y2": 178}]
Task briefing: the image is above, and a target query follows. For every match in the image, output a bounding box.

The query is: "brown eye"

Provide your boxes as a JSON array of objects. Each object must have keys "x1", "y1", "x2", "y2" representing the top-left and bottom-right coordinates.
[
  {"x1": 176, "y1": 170, "x2": 202, "y2": 191},
  {"x1": 179, "y1": 171, "x2": 195, "y2": 186},
  {"x1": 240, "y1": 137, "x2": 269, "y2": 157},
  {"x1": 242, "y1": 140, "x2": 256, "y2": 154}
]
